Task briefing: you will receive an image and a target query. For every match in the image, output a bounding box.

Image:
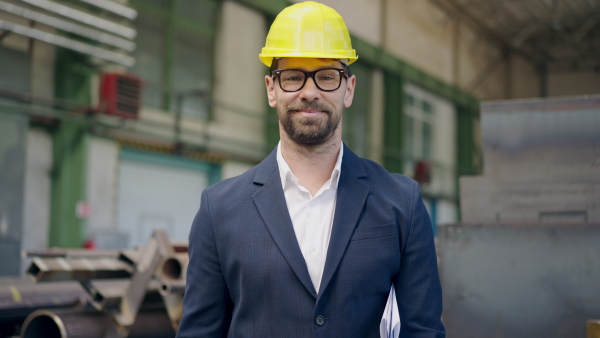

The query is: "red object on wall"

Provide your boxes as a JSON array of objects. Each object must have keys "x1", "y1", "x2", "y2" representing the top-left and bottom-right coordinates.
[
  {"x1": 83, "y1": 238, "x2": 96, "y2": 249},
  {"x1": 414, "y1": 160, "x2": 431, "y2": 185},
  {"x1": 99, "y1": 73, "x2": 142, "y2": 119}
]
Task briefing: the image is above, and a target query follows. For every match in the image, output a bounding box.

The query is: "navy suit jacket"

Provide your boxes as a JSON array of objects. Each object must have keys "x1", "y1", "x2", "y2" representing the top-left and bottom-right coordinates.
[{"x1": 177, "y1": 145, "x2": 445, "y2": 338}]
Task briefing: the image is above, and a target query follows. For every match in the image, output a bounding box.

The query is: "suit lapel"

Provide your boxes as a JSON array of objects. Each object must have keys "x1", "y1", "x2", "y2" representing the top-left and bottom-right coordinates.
[
  {"x1": 319, "y1": 146, "x2": 369, "y2": 295},
  {"x1": 252, "y1": 149, "x2": 317, "y2": 298}
]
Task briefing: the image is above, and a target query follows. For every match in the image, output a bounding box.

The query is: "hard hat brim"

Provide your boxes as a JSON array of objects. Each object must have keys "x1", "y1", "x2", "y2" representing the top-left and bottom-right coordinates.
[{"x1": 259, "y1": 51, "x2": 358, "y2": 67}]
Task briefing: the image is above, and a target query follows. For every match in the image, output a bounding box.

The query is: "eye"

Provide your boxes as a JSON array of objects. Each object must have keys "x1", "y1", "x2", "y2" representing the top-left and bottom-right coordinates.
[
  {"x1": 317, "y1": 72, "x2": 339, "y2": 82},
  {"x1": 280, "y1": 71, "x2": 305, "y2": 82},
  {"x1": 284, "y1": 76, "x2": 303, "y2": 82}
]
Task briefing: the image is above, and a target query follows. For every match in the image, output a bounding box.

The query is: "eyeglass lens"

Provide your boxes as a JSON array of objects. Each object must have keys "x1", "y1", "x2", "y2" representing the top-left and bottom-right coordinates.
[{"x1": 278, "y1": 69, "x2": 342, "y2": 92}]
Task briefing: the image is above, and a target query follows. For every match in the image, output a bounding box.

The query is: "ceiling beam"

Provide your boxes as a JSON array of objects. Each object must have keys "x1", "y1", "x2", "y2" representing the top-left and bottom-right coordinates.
[
  {"x1": 429, "y1": 0, "x2": 543, "y2": 65},
  {"x1": 523, "y1": 37, "x2": 600, "y2": 54},
  {"x1": 511, "y1": 24, "x2": 539, "y2": 46},
  {"x1": 582, "y1": 0, "x2": 599, "y2": 11},
  {"x1": 493, "y1": 12, "x2": 600, "y2": 32},
  {"x1": 560, "y1": 0, "x2": 581, "y2": 17},
  {"x1": 574, "y1": 19, "x2": 598, "y2": 42},
  {"x1": 454, "y1": 0, "x2": 544, "y2": 9},
  {"x1": 465, "y1": 49, "x2": 511, "y2": 93}
]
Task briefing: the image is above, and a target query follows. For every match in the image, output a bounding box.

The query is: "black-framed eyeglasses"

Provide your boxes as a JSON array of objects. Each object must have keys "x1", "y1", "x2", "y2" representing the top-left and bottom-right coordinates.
[{"x1": 272, "y1": 68, "x2": 348, "y2": 92}]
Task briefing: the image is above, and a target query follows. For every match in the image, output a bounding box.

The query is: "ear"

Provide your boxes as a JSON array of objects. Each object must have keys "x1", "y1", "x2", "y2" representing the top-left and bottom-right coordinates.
[
  {"x1": 265, "y1": 75, "x2": 277, "y2": 108},
  {"x1": 343, "y1": 75, "x2": 356, "y2": 108}
]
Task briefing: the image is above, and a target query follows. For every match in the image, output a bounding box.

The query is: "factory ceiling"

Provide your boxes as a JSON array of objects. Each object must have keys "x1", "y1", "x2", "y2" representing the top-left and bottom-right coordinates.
[{"x1": 433, "y1": 0, "x2": 600, "y2": 74}]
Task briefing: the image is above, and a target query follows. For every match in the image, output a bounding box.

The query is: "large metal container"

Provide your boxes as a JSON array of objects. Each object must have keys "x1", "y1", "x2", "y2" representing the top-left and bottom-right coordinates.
[{"x1": 439, "y1": 222, "x2": 600, "y2": 338}]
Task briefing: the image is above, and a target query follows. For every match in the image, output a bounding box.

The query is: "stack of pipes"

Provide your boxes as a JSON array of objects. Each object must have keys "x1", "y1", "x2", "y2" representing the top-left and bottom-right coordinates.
[{"x1": 8, "y1": 229, "x2": 188, "y2": 338}]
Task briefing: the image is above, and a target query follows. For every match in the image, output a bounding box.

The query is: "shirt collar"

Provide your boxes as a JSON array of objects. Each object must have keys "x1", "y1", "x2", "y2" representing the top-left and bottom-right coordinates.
[{"x1": 276, "y1": 141, "x2": 344, "y2": 191}]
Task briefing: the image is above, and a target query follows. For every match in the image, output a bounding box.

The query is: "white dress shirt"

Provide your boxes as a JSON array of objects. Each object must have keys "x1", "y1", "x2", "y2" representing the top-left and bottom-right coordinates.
[{"x1": 276, "y1": 142, "x2": 343, "y2": 293}]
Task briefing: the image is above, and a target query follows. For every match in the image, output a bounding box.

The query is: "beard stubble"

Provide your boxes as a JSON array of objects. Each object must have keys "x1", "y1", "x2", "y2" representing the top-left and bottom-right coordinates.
[{"x1": 278, "y1": 101, "x2": 341, "y2": 147}]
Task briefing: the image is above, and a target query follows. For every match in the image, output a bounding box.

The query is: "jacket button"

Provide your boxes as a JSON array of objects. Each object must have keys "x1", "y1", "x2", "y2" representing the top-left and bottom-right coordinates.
[{"x1": 315, "y1": 315, "x2": 326, "y2": 326}]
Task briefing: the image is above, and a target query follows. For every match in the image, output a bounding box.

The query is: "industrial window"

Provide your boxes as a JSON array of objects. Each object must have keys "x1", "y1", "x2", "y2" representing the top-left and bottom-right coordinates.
[
  {"x1": 403, "y1": 93, "x2": 434, "y2": 170},
  {"x1": 0, "y1": 45, "x2": 31, "y2": 94},
  {"x1": 130, "y1": 0, "x2": 218, "y2": 119},
  {"x1": 404, "y1": 84, "x2": 458, "y2": 201}
]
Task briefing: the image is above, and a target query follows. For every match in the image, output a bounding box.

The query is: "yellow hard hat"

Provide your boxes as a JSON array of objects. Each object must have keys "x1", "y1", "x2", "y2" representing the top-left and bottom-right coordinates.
[{"x1": 259, "y1": 1, "x2": 358, "y2": 67}]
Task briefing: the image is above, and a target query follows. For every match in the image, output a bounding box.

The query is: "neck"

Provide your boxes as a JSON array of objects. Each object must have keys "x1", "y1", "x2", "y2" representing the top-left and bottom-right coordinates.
[{"x1": 279, "y1": 133, "x2": 341, "y2": 196}]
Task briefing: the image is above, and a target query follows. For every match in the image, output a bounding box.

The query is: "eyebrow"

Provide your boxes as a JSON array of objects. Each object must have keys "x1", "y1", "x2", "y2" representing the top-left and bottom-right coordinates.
[{"x1": 282, "y1": 63, "x2": 346, "y2": 71}]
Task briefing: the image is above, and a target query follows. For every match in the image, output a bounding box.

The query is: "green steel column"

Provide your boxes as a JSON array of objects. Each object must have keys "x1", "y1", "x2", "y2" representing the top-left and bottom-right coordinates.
[
  {"x1": 49, "y1": 49, "x2": 92, "y2": 248},
  {"x1": 163, "y1": 0, "x2": 175, "y2": 111},
  {"x1": 49, "y1": 122, "x2": 88, "y2": 248},
  {"x1": 383, "y1": 72, "x2": 405, "y2": 173},
  {"x1": 455, "y1": 105, "x2": 481, "y2": 221},
  {"x1": 456, "y1": 106, "x2": 480, "y2": 177}
]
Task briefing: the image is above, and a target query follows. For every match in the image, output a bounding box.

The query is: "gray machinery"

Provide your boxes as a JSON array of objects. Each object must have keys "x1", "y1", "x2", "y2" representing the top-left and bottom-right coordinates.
[{"x1": 442, "y1": 95, "x2": 600, "y2": 337}]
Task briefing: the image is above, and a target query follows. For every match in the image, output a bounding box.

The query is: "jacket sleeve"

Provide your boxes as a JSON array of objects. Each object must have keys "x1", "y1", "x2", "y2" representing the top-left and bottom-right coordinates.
[
  {"x1": 395, "y1": 182, "x2": 446, "y2": 338},
  {"x1": 176, "y1": 189, "x2": 233, "y2": 338}
]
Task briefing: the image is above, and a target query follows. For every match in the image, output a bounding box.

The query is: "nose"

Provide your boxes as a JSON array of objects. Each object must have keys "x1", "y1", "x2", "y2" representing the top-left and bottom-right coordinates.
[{"x1": 299, "y1": 76, "x2": 320, "y2": 102}]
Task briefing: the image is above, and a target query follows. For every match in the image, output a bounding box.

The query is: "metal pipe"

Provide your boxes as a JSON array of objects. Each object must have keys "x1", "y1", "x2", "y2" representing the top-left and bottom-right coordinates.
[
  {"x1": 21, "y1": 309, "x2": 114, "y2": 338},
  {"x1": 159, "y1": 257, "x2": 182, "y2": 281},
  {"x1": 126, "y1": 307, "x2": 177, "y2": 338},
  {"x1": 23, "y1": 249, "x2": 120, "y2": 258},
  {"x1": 0, "y1": 280, "x2": 85, "y2": 337},
  {"x1": 24, "y1": 247, "x2": 180, "y2": 259},
  {"x1": 158, "y1": 280, "x2": 185, "y2": 296},
  {"x1": 160, "y1": 291, "x2": 184, "y2": 332},
  {"x1": 27, "y1": 257, "x2": 133, "y2": 282},
  {"x1": 158, "y1": 280, "x2": 185, "y2": 332},
  {"x1": 116, "y1": 230, "x2": 171, "y2": 331},
  {"x1": 21, "y1": 307, "x2": 176, "y2": 338},
  {"x1": 158, "y1": 253, "x2": 189, "y2": 281}
]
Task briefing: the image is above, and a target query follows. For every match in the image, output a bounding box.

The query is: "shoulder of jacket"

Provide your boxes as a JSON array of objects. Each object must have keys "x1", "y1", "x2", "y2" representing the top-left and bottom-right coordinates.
[
  {"x1": 204, "y1": 163, "x2": 261, "y2": 197},
  {"x1": 358, "y1": 158, "x2": 418, "y2": 187}
]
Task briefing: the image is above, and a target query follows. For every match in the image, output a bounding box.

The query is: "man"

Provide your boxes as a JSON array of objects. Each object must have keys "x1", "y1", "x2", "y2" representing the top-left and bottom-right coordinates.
[{"x1": 177, "y1": 2, "x2": 445, "y2": 337}]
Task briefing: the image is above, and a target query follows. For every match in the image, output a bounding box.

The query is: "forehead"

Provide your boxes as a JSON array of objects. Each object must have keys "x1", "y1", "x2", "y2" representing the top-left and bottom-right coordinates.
[{"x1": 278, "y1": 57, "x2": 342, "y2": 70}]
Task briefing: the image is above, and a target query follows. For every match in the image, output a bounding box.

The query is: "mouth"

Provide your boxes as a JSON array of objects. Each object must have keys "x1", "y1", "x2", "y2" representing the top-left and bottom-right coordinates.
[
  {"x1": 295, "y1": 109, "x2": 324, "y2": 116},
  {"x1": 287, "y1": 102, "x2": 331, "y2": 118}
]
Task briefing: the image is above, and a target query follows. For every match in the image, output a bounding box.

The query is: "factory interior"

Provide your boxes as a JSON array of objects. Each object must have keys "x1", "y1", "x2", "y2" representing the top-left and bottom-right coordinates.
[{"x1": 0, "y1": 0, "x2": 599, "y2": 337}]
